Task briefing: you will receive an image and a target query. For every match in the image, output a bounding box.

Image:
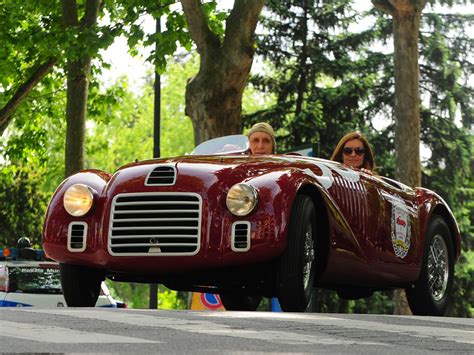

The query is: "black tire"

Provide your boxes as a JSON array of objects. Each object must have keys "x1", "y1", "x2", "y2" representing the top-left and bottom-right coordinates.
[
  {"x1": 277, "y1": 195, "x2": 316, "y2": 312},
  {"x1": 220, "y1": 293, "x2": 263, "y2": 311},
  {"x1": 406, "y1": 216, "x2": 454, "y2": 316},
  {"x1": 60, "y1": 263, "x2": 102, "y2": 307}
]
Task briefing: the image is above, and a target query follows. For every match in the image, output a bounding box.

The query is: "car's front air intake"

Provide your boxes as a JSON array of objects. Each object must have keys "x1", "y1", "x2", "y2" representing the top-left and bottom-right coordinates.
[
  {"x1": 231, "y1": 221, "x2": 251, "y2": 252},
  {"x1": 67, "y1": 222, "x2": 87, "y2": 252},
  {"x1": 108, "y1": 193, "x2": 202, "y2": 255},
  {"x1": 145, "y1": 165, "x2": 176, "y2": 186}
]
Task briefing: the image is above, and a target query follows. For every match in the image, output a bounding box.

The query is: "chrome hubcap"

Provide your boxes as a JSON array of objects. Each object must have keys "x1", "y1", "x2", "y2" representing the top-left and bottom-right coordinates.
[
  {"x1": 427, "y1": 234, "x2": 449, "y2": 301},
  {"x1": 303, "y1": 224, "x2": 315, "y2": 290}
]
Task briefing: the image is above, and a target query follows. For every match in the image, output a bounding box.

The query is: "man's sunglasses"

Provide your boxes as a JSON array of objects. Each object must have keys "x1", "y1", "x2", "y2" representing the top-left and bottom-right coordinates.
[{"x1": 342, "y1": 147, "x2": 365, "y2": 156}]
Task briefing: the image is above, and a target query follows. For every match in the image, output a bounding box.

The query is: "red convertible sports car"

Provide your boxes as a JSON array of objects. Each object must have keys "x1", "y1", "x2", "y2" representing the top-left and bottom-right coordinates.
[{"x1": 42, "y1": 135, "x2": 461, "y2": 315}]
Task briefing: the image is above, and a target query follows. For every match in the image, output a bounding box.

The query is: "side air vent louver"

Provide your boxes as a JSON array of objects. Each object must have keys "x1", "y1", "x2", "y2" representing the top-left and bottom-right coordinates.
[
  {"x1": 145, "y1": 165, "x2": 176, "y2": 186},
  {"x1": 231, "y1": 221, "x2": 251, "y2": 252},
  {"x1": 108, "y1": 192, "x2": 202, "y2": 256},
  {"x1": 67, "y1": 222, "x2": 87, "y2": 252}
]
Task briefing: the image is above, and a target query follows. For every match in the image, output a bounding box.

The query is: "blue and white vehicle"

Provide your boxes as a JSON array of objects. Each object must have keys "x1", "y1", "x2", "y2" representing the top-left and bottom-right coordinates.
[{"x1": 0, "y1": 240, "x2": 125, "y2": 308}]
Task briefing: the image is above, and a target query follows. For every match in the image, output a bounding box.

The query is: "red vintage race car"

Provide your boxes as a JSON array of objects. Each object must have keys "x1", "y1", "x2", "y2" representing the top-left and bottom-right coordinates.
[{"x1": 42, "y1": 135, "x2": 461, "y2": 315}]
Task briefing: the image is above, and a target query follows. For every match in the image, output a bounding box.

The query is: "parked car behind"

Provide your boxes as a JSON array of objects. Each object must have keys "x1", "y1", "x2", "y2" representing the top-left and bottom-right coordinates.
[{"x1": 0, "y1": 239, "x2": 125, "y2": 308}]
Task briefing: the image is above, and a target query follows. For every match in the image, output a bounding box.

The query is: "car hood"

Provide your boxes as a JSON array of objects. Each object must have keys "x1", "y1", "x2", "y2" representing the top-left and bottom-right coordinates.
[{"x1": 105, "y1": 154, "x2": 314, "y2": 194}]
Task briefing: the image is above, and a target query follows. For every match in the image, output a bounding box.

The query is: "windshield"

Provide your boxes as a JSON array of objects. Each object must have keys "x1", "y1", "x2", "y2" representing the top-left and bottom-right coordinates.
[
  {"x1": 191, "y1": 135, "x2": 248, "y2": 155},
  {"x1": 8, "y1": 265, "x2": 62, "y2": 294}
]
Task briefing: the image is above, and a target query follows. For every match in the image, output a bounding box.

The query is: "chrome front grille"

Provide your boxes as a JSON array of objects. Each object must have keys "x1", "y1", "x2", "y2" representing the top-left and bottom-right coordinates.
[{"x1": 108, "y1": 193, "x2": 202, "y2": 256}]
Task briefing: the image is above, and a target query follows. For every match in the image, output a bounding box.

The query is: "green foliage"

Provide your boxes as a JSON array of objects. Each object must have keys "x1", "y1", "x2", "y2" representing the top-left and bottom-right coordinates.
[
  {"x1": 0, "y1": 0, "x2": 63, "y2": 92},
  {"x1": 106, "y1": 0, "x2": 225, "y2": 74},
  {"x1": 417, "y1": 10, "x2": 473, "y2": 318},
  {"x1": 86, "y1": 56, "x2": 197, "y2": 173},
  {"x1": 0, "y1": 164, "x2": 48, "y2": 247},
  {"x1": 351, "y1": 291, "x2": 395, "y2": 314},
  {"x1": 0, "y1": 69, "x2": 67, "y2": 220},
  {"x1": 158, "y1": 287, "x2": 188, "y2": 310},
  {"x1": 249, "y1": 0, "x2": 378, "y2": 156},
  {"x1": 447, "y1": 250, "x2": 474, "y2": 317},
  {"x1": 311, "y1": 290, "x2": 395, "y2": 314},
  {"x1": 105, "y1": 281, "x2": 187, "y2": 309},
  {"x1": 106, "y1": 281, "x2": 149, "y2": 308}
]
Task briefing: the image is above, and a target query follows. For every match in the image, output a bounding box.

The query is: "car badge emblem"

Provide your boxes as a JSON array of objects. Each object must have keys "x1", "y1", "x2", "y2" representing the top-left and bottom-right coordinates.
[{"x1": 391, "y1": 202, "x2": 411, "y2": 259}]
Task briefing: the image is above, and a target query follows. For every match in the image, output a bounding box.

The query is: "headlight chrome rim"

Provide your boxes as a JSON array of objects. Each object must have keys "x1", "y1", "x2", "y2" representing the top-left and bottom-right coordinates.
[
  {"x1": 226, "y1": 183, "x2": 258, "y2": 216},
  {"x1": 63, "y1": 184, "x2": 94, "y2": 217}
]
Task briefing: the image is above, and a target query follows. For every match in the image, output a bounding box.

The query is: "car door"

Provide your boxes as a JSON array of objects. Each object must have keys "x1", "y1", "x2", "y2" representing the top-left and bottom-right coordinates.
[{"x1": 320, "y1": 163, "x2": 379, "y2": 261}]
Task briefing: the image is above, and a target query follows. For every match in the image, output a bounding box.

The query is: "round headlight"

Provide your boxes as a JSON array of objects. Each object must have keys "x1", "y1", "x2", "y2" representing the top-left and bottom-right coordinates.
[
  {"x1": 63, "y1": 184, "x2": 94, "y2": 217},
  {"x1": 226, "y1": 183, "x2": 258, "y2": 216}
]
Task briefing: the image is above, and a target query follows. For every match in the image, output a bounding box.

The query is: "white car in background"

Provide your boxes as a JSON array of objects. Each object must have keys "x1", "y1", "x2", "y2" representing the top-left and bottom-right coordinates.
[{"x1": 0, "y1": 240, "x2": 125, "y2": 308}]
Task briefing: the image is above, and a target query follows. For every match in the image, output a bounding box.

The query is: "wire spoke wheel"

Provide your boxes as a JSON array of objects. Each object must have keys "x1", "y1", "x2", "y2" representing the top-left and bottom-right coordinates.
[
  {"x1": 303, "y1": 225, "x2": 315, "y2": 290},
  {"x1": 406, "y1": 216, "x2": 454, "y2": 316},
  {"x1": 427, "y1": 234, "x2": 449, "y2": 301}
]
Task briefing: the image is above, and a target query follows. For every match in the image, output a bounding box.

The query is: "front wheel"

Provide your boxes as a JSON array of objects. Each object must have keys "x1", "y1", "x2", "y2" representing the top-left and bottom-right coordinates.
[
  {"x1": 220, "y1": 293, "x2": 262, "y2": 311},
  {"x1": 406, "y1": 216, "x2": 454, "y2": 316},
  {"x1": 60, "y1": 263, "x2": 103, "y2": 307},
  {"x1": 277, "y1": 195, "x2": 316, "y2": 312}
]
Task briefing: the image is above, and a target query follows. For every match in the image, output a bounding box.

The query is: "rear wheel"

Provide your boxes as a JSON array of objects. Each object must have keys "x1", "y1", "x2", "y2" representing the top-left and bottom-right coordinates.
[
  {"x1": 406, "y1": 216, "x2": 454, "y2": 316},
  {"x1": 277, "y1": 195, "x2": 316, "y2": 312},
  {"x1": 220, "y1": 293, "x2": 262, "y2": 311},
  {"x1": 60, "y1": 263, "x2": 102, "y2": 307}
]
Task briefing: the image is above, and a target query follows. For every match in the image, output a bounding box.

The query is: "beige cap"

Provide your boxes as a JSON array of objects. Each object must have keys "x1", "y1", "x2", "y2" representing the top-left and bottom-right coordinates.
[{"x1": 247, "y1": 122, "x2": 277, "y2": 153}]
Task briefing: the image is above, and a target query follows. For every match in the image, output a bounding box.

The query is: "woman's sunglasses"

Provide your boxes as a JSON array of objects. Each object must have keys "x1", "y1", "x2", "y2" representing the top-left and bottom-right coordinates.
[{"x1": 342, "y1": 147, "x2": 365, "y2": 156}]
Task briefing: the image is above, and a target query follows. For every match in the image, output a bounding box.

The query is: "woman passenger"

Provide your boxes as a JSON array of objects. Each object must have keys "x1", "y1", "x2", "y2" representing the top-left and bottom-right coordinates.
[{"x1": 330, "y1": 132, "x2": 376, "y2": 173}]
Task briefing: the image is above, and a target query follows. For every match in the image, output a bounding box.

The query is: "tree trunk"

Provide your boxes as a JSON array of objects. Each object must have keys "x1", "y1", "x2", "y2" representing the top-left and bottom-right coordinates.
[
  {"x1": 393, "y1": 6, "x2": 423, "y2": 187},
  {"x1": 295, "y1": 0, "x2": 309, "y2": 119},
  {"x1": 150, "y1": 14, "x2": 162, "y2": 310},
  {"x1": 185, "y1": 59, "x2": 248, "y2": 144},
  {"x1": 64, "y1": 59, "x2": 91, "y2": 177},
  {"x1": 372, "y1": 0, "x2": 426, "y2": 315},
  {"x1": 181, "y1": 0, "x2": 265, "y2": 145},
  {"x1": 62, "y1": 0, "x2": 101, "y2": 177}
]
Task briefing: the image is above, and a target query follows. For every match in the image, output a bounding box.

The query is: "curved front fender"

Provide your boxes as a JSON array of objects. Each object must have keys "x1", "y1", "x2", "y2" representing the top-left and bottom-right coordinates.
[{"x1": 42, "y1": 170, "x2": 112, "y2": 263}]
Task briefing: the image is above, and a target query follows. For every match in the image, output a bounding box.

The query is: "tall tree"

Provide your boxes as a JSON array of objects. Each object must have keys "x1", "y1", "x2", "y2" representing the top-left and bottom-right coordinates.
[
  {"x1": 180, "y1": 0, "x2": 265, "y2": 144},
  {"x1": 372, "y1": 0, "x2": 426, "y2": 187},
  {"x1": 62, "y1": 0, "x2": 101, "y2": 177},
  {"x1": 372, "y1": 0, "x2": 427, "y2": 316}
]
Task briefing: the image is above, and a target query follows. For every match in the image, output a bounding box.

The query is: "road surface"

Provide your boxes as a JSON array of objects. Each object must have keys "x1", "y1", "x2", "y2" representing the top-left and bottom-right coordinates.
[{"x1": 0, "y1": 308, "x2": 472, "y2": 353}]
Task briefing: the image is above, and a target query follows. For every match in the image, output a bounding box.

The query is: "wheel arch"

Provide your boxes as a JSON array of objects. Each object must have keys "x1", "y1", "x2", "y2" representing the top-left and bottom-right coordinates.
[
  {"x1": 429, "y1": 205, "x2": 462, "y2": 261},
  {"x1": 417, "y1": 187, "x2": 462, "y2": 262}
]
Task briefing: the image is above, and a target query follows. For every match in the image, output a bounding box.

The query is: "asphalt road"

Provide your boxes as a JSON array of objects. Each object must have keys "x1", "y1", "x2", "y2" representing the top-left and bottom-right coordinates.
[{"x1": 1, "y1": 308, "x2": 473, "y2": 353}]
